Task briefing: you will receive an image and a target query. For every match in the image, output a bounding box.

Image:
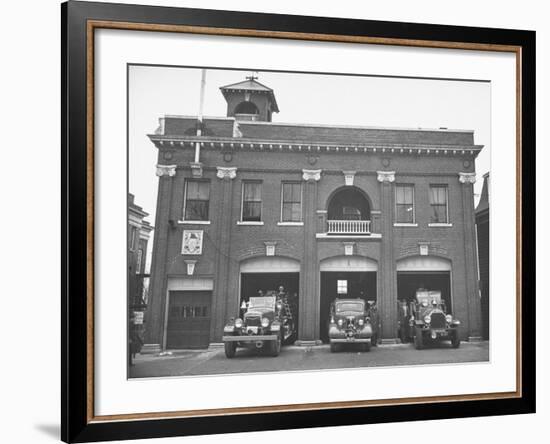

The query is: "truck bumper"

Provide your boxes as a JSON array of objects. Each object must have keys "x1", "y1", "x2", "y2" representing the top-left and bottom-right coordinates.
[
  {"x1": 425, "y1": 328, "x2": 457, "y2": 339},
  {"x1": 222, "y1": 335, "x2": 278, "y2": 342},
  {"x1": 330, "y1": 338, "x2": 371, "y2": 344}
]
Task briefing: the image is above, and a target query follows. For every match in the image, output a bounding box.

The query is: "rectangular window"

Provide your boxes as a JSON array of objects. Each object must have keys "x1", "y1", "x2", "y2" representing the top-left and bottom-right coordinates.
[
  {"x1": 395, "y1": 185, "x2": 415, "y2": 223},
  {"x1": 184, "y1": 180, "x2": 210, "y2": 221},
  {"x1": 281, "y1": 182, "x2": 302, "y2": 222},
  {"x1": 337, "y1": 280, "x2": 348, "y2": 295},
  {"x1": 242, "y1": 181, "x2": 262, "y2": 222},
  {"x1": 129, "y1": 226, "x2": 138, "y2": 251},
  {"x1": 429, "y1": 185, "x2": 449, "y2": 223},
  {"x1": 136, "y1": 249, "x2": 143, "y2": 274}
]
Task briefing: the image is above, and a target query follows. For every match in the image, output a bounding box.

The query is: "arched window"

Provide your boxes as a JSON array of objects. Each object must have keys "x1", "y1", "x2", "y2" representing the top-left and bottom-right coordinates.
[
  {"x1": 234, "y1": 101, "x2": 259, "y2": 115},
  {"x1": 327, "y1": 188, "x2": 371, "y2": 221}
]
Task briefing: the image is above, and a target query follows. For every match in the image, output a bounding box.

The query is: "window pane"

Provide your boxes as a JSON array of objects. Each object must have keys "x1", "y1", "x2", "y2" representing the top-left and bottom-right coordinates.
[
  {"x1": 282, "y1": 202, "x2": 301, "y2": 222},
  {"x1": 396, "y1": 205, "x2": 414, "y2": 223},
  {"x1": 429, "y1": 186, "x2": 447, "y2": 205},
  {"x1": 431, "y1": 205, "x2": 448, "y2": 223},
  {"x1": 337, "y1": 280, "x2": 348, "y2": 294},
  {"x1": 396, "y1": 185, "x2": 413, "y2": 204},
  {"x1": 185, "y1": 200, "x2": 209, "y2": 220},
  {"x1": 403, "y1": 186, "x2": 413, "y2": 203},
  {"x1": 185, "y1": 181, "x2": 210, "y2": 220},
  {"x1": 282, "y1": 204, "x2": 292, "y2": 222},
  {"x1": 244, "y1": 182, "x2": 261, "y2": 201},
  {"x1": 186, "y1": 181, "x2": 198, "y2": 199},
  {"x1": 396, "y1": 186, "x2": 405, "y2": 204},
  {"x1": 243, "y1": 202, "x2": 261, "y2": 221},
  {"x1": 197, "y1": 181, "x2": 209, "y2": 200},
  {"x1": 282, "y1": 183, "x2": 301, "y2": 222},
  {"x1": 429, "y1": 186, "x2": 448, "y2": 223},
  {"x1": 290, "y1": 203, "x2": 301, "y2": 221},
  {"x1": 186, "y1": 181, "x2": 209, "y2": 200},
  {"x1": 243, "y1": 182, "x2": 262, "y2": 221},
  {"x1": 282, "y1": 183, "x2": 292, "y2": 201},
  {"x1": 283, "y1": 183, "x2": 300, "y2": 203}
]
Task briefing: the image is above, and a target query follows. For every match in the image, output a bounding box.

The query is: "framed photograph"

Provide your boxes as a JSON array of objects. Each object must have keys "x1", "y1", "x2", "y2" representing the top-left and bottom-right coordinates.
[{"x1": 62, "y1": 1, "x2": 535, "y2": 442}]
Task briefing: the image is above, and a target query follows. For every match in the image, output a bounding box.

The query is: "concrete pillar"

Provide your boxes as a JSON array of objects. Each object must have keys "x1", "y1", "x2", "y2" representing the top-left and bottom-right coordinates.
[
  {"x1": 377, "y1": 171, "x2": 398, "y2": 343},
  {"x1": 211, "y1": 167, "x2": 237, "y2": 343},
  {"x1": 143, "y1": 164, "x2": 177, "y2": 353},
  {"x1": 459, "y1": 172, "x2": 483, "y2": 341},
  {"x1": 298, "y1": 169, "x2": 322, "y2": 344}
]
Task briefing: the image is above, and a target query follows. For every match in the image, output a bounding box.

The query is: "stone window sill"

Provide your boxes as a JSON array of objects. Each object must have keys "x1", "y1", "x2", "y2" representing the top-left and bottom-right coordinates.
[
  {"x1": 428, "y1": 223, "x2": 453, "y2": 227},
  {"x1": 178, "y1": 220, "x2": 211, "y2": 225},
  {"x1": 237, "y1": 221, "x2": 264, "y2": 226},
  {"x1": 277, "y1": 222, "x2": 304, "y2": 226},
  {"x1": 393, "y1": 223, "x2": 418, "y2": 227}
]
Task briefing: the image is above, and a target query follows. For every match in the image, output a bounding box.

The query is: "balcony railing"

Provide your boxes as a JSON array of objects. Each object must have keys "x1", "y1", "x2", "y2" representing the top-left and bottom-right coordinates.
[{"x1": 327, "y1": 220, "x2": 371, "y2": 235}]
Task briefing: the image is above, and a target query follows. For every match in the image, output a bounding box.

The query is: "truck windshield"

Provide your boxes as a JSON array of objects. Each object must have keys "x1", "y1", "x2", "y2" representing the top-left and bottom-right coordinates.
[
  {"x1": 336, "y1": 302, "x2": 363, "y2": 313},
  {"x1": 248, "y1": 296, "x2": 276, "y2": 309}
]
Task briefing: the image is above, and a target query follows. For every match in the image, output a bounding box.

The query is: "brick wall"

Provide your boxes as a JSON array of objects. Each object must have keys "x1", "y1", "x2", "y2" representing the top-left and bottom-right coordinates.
[{"x1": 146, "y1": 143, "x2": 479, "y2": 346}]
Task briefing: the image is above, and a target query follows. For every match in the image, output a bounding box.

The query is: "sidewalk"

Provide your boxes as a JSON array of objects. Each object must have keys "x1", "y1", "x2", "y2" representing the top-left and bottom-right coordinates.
[{"x1": 129, "y1": 341, "x2": 490, "y2": 379}]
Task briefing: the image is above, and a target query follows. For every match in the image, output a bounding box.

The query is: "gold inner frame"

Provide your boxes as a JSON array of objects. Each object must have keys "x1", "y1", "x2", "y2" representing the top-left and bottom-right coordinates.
[{"x1": 85, "y1": 19, "x2": 523, "y2": 423}]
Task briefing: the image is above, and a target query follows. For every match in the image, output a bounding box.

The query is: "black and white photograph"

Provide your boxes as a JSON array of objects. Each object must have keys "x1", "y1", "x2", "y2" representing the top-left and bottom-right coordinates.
[{"x1": 127, "y1": 66, "x2": 491, "y2": 378}]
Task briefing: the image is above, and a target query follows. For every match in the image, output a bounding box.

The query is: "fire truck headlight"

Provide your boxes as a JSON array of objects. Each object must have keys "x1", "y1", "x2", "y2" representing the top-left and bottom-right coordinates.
[
  {"x1": 358, "y1": 318, "x2": 365, "y2": 326},
  {"x1": 235, "y1": 318, "x2": 243, "y2": 328},
  {"x1": 424, "y1": 315, "x2": 431, "y2": 324},
  {"x1": 446, "y1": 314, "x2": 453, "y2": 323},
  {"x1": 261, "y1": 317, "x2": 270, "y2": 328},
  {"x1": 337, "y1": 319, "x2": 344, "y2": 327}
]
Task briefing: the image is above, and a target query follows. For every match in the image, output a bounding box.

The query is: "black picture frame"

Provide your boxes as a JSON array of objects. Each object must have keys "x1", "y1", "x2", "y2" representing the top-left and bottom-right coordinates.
[{"x1": 62, "y1": 1, "x2": 536, "y2": 442}]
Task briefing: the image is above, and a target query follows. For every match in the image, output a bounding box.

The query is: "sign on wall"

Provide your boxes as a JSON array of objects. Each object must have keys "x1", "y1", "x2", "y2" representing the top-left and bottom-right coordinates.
[{"x1": 182, "y1": 230, "x2": 204, "y2": 255}]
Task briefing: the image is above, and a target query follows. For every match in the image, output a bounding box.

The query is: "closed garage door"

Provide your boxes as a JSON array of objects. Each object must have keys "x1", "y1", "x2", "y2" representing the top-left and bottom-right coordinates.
[{"x1": 166, "y1": 291, "x2": 211, "y2": 349}]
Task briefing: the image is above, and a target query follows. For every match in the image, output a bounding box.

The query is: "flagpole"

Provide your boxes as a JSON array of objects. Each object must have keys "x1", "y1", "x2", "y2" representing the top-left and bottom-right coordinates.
[{"x1": 194, "y1": 69, "x2": 207, "y2": 164}]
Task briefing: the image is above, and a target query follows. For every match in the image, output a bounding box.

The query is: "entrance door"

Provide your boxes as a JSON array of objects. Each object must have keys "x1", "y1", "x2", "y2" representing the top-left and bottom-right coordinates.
[
  {"x1": 319, "y1": 271, "x2": 377, "y2": 343},
  {"x1": 166, "y1": 291, "x2": 211, "y2": 349}
]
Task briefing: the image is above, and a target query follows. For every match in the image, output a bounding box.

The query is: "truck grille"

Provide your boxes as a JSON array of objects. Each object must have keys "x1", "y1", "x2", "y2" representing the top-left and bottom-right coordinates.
[
  {"x1": 244, "y1": 315, "x2": 261, "y2": 327},
  {"x1": 430, "y1": 312, "x2": 447, "y2": 329}
]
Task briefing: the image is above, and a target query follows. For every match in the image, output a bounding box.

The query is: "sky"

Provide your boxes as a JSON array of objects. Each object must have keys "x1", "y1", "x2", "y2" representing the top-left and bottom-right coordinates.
[{"x1": 129, "y1": 66, "x2": 491, "y2": 268}]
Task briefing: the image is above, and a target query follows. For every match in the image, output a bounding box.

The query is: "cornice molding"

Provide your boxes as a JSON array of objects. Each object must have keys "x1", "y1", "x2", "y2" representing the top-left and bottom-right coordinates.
[{"x1": 149, "y1": 136, "x2": 482, "y2": 157}]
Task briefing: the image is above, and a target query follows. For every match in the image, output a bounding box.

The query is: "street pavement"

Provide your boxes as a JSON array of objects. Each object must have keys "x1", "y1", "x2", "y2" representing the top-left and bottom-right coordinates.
[{"x1": 129, "y1": 341, "x2": 489, "y2": 378}]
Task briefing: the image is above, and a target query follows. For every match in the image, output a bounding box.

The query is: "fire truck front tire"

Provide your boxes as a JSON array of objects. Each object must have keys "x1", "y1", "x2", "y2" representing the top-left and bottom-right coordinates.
[
  {"x1": 224, "y1": 341, "x2": 236, "y2": 358},
  {"x1": 270, "y1": 335, "x2": 281, "y2": 357}
]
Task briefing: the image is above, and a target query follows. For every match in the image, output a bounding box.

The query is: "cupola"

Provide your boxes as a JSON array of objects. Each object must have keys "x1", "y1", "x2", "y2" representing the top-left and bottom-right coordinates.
[{"x1": 220, "y1": 76, "x2": 279, "y2": 122}]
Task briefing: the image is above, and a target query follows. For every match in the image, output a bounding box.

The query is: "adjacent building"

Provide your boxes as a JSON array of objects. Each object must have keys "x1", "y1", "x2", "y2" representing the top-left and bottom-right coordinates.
[
  {"x1": 475, "y1": 173, "x2": 490, "y2": 340},
  {"x1": 128, "y1": 193, "x2": 153, "y2": 309},
  {"x1": 143, "y1": 77, "x2": 483, "y2": 351}
]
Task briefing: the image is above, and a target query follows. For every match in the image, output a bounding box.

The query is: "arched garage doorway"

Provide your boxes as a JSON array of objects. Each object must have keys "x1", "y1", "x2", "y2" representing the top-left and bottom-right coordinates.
[
  {"x1": 319, "y1": 256, "x2": 378, "y2": 343},
  {"x1": 396, "y1": 256, "x2": 452, "y2": 312},
  {"x1": 239, "y1": 257, "x2": 300, "y2": 343}
]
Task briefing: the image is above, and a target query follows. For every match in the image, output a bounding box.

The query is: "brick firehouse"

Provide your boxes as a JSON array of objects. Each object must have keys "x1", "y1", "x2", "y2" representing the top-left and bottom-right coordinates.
[{"x1": 143, "y1": 77, "x2": 483, "y2": 352}]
